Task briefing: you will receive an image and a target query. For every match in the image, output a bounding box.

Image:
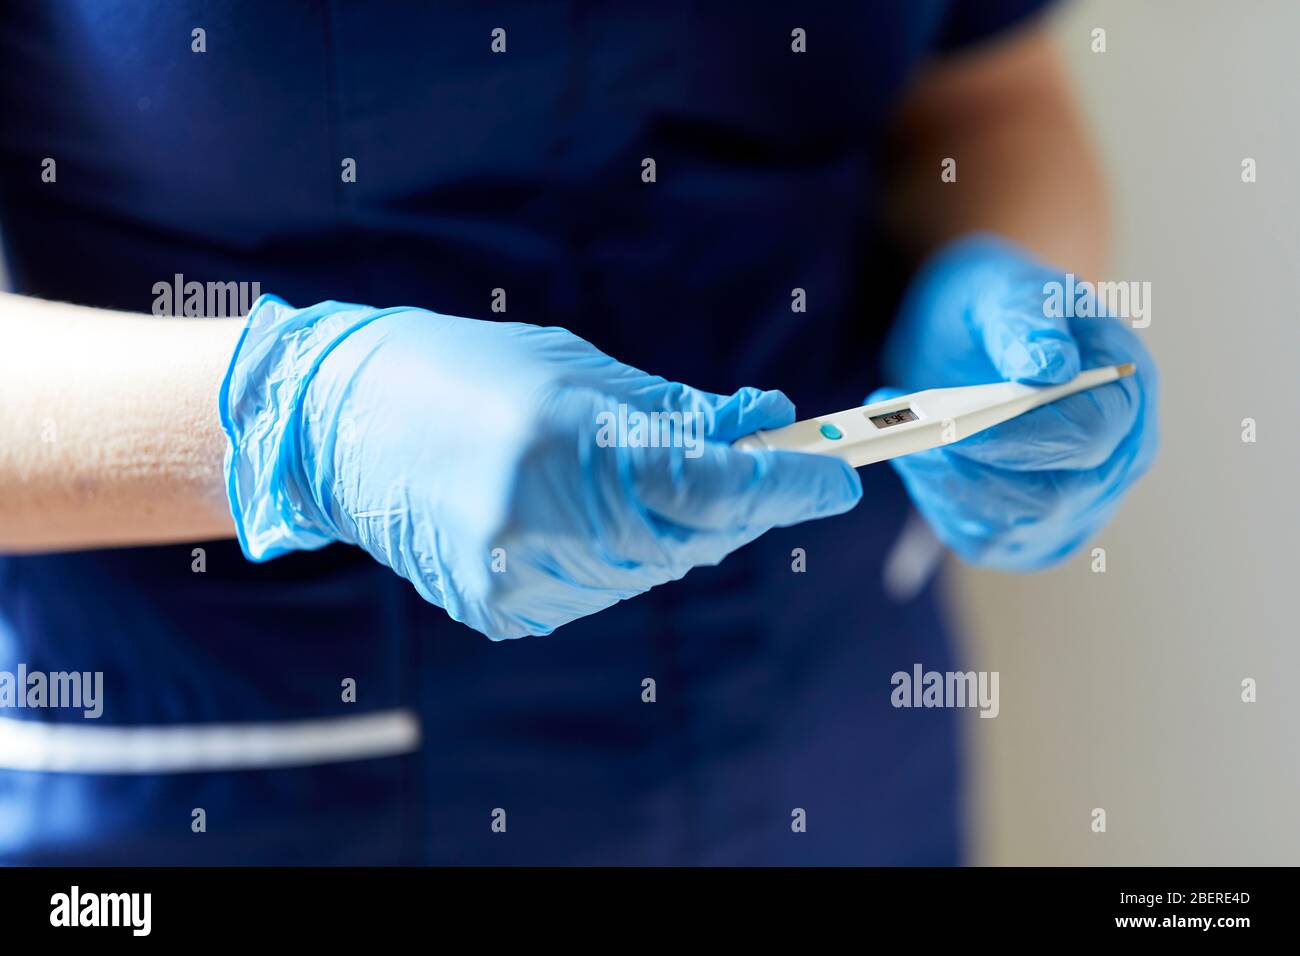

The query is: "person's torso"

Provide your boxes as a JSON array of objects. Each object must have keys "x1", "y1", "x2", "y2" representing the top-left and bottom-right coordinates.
[{"x1": 0, "y1": 0, "x2": 962, "y2": 864}]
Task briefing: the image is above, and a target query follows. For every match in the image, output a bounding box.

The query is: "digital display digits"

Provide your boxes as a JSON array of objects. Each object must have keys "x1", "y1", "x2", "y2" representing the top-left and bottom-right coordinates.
[{"x1": 868, "y1": 408, "x2": 918, "y2": 429}]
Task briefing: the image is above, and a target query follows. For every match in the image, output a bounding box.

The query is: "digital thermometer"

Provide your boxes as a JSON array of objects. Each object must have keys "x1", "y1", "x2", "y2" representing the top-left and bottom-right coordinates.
[{"x1": 733, "y1": 364, "x2": 1135, "y2": 468}]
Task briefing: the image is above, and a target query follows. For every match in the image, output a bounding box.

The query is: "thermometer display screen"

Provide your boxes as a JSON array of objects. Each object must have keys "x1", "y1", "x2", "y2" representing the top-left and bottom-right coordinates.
[{"x1": 868, "y1": 408, "x2": 918, "y2": 429}]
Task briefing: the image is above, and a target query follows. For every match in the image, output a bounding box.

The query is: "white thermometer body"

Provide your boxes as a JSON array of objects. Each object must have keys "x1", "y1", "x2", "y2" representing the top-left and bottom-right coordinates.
[{"x1": 733, "y1": 364, "x2": 1134, "y2": 468}]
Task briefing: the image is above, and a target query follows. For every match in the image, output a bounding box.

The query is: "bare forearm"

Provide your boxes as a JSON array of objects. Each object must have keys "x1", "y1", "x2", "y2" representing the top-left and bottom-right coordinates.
[
  {"x1": 885, "y1": 29, "x2": 1107, "y2": 277},
  {"x1": 0, "y1": 292, "x2": 240, "y2": 552}
]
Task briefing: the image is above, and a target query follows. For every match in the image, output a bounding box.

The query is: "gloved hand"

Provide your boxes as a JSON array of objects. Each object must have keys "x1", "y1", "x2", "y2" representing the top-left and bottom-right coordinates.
[
  {"x1": 867, "y1": 234, "x2": 1158, "y2": 571},
  {"x1": 221, "y1": 297, "x2": 861, "y2": 639}
]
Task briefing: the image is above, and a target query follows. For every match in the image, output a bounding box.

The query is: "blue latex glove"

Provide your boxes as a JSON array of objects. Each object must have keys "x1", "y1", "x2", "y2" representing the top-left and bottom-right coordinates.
[
  {"x1": 221, "y1": 297, "x2": 862, "y2": 639},
  {"x1": 867, "y1": 234, "x2": 1158, "y2": 570}
]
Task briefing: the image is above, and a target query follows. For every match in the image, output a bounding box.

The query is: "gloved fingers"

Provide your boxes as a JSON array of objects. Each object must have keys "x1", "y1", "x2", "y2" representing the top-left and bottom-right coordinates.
[
  {"x1": 1069, "y1": 313, "x2": 1159, "y2": 395},
  {"x1": 884, "y1": 235, "x2": 1097, "y2": 389},
  {"x1": 889, "y1": 448, "x2": 1078, "y2": 569},
  {"x1": 945, "y1": 376, "x2": 1141, "y2": 471},
  {"x1": 627, "y1": 380, "x2": 798, "y2": 444},
  {"x1": 642, "y1": 521, "x2": 774, "y2": 575},
  {"x1": 967, "y1": 268, "x2": 1082, "y2": 385},
  {"x1": 891, "y1": 427, "x2": 1142, "y2": 571},
  {"x1": 627, "y1": 439, "x2": 861, "y2": 534},
  {"x1": 700, "y1": 385, "x2": 798, "y2": 442},
  {"x1": 467, "y1": 546, "x2": 634, "y2": 641},
  {"x1": 888, "y1": 447, "x2": 1014, "y2": 559}
]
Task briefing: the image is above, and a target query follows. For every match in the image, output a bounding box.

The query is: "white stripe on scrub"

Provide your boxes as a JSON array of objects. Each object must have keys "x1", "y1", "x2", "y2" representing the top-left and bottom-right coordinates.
[{"x1": 0, "y1": 709, "x2": 420, "y2": 773}]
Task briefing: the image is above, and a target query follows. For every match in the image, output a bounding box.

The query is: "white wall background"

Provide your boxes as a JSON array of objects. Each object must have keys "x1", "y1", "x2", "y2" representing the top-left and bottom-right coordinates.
[{"x1": 953, "y1": 0, "x2": 1300, "y2": 865}]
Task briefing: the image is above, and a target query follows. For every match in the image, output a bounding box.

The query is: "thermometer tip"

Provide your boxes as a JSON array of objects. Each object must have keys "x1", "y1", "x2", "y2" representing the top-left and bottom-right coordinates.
[{"x1": 1115, "y1": 362, "x2": 1136, "y2": 378}]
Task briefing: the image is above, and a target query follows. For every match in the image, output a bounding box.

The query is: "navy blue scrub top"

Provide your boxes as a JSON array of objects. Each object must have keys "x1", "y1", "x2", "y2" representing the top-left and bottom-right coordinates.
[{"x1": 0, "y1": 1, "x2": 1052, "y2": 864}]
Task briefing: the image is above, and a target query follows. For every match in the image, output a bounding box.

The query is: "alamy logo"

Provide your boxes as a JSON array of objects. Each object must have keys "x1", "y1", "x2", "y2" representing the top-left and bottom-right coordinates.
[
  {"x1": 0, "y1": 664, "x2": 103, "y2": 718},
  {"x1": 891, "y1": 663, "x2": 999, "y2": 718},
  {"x1": 1043, "y1": 272, "x2": 1151, "y2": 329},
  {"x1": 152, "y1": 273, "x2": 262, "y2": 317},
  {"x1": 595, "y1": 405, "x2": 704, "y2": 459},
  {"x1": 50, "y1": 886, "x2": 151, "y2": 936}
]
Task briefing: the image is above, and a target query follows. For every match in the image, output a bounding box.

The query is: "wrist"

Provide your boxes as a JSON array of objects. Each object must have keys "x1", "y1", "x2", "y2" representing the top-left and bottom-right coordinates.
[{"x1": 219, "y1": 295, "x2": 390, "y2": 561}]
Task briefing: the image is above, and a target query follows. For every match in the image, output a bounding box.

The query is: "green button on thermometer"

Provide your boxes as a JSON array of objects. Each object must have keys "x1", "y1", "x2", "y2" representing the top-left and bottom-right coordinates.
[{"x1": 818, "y1": 423, "x2": 843, "y2": 440}]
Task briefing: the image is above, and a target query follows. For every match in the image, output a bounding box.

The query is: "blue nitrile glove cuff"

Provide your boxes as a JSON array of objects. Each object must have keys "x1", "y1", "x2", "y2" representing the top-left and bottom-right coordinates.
[{"x1": 219, "y1": 294, "x2": 398, "y2": 561}]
